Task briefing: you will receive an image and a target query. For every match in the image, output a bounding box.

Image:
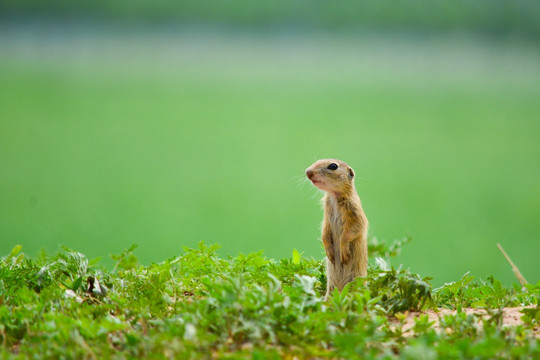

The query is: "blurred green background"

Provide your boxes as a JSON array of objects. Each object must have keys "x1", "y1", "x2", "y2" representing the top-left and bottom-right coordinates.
[{"x1": 1, "y1": 1, "x2": 539, "y2": 286}]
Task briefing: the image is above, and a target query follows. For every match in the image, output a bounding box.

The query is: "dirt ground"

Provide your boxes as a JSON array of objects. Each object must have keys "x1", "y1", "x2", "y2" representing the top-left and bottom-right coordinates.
[{"x1": 397, "y1": 306, "x2": 539, "y2": 337}]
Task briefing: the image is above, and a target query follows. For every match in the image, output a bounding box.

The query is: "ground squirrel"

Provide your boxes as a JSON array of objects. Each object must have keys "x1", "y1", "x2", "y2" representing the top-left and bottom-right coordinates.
[{"x1": 305, "y1": 159, "x2": 368, "y2": 300}]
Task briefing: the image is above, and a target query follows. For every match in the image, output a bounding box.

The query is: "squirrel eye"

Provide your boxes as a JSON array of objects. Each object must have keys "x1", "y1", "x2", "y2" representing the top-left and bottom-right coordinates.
[{"x1": 327, "y1": 163, "x2": 338, "y2": 170}]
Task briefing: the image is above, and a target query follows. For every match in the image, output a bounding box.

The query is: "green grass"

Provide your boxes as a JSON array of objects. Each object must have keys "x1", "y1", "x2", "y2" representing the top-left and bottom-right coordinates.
[
  {"x1": 1, "y1": 33, "x2": 539, "y2": 287},
  {"x1": 0, "y1": 242, "x2": 538, "y2": 359}
]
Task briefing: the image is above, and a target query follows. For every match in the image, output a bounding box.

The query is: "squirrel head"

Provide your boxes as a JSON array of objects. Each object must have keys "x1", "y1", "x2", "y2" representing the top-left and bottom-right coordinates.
[{"x1": 305, "y1": 159, "x2": 355, "y2": 195}]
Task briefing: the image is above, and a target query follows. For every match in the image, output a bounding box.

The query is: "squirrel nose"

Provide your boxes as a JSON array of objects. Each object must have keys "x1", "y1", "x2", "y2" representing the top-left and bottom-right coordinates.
[{"x1": 306, "y1": 169, "x2": 314, "y2": 180}]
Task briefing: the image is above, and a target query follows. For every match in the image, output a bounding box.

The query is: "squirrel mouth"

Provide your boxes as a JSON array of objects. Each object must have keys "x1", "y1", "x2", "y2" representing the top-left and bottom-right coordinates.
[{"x1": 310, "y1": 179, "x2": 328, "y2": 191}]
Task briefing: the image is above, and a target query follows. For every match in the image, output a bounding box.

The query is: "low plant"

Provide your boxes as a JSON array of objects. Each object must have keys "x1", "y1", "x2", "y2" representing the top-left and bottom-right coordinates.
[{"x1": 0, "y1": 239, "x2": 537, "y2": 359}]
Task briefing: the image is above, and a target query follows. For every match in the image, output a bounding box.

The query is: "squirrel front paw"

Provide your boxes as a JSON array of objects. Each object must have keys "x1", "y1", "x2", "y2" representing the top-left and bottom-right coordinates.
[
  {"x1": 340, "y1": 244, "x2": 351, "y2": 264},
  {"x1": 326, "y1": 246, "x2": 336, "y2": 264}
]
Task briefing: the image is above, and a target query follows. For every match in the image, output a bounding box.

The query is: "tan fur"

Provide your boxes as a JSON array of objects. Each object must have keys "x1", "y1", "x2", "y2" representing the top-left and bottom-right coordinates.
[{"x1": 305, "y1": 159, "x2": 368, "y2": 300}]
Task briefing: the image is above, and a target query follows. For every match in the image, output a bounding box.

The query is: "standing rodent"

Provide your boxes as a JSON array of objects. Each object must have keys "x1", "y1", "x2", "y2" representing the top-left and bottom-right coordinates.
[{"x1": 305, "y1": 159, "x2": 368, "y2": 300}]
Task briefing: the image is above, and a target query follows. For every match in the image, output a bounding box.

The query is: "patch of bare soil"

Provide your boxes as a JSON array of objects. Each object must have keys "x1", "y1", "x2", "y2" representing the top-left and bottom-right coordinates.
[{"x1": 396, "y1": 306, "x2": 539, "y2": 337}]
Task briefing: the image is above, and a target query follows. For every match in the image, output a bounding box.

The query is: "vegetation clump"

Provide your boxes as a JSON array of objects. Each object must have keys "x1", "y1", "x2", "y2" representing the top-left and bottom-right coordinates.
[{"x1": 0, "y1": 240, "x2": 538, "y2": 359}]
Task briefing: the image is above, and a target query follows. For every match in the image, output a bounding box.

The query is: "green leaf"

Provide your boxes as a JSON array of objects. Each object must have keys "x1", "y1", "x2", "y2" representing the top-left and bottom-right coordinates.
[
  {"x1": 70, "y1": 276, "x2": 83, "y2": 291},
  {"x1": 292, "y1": 249, "x2": 301, "y2": 264},
  {"x1": 470, "y1": 300, "x2": 486, "y2": 308},
  {"x1": 10, "y1": 245, "x2": 22, "y2": 258}
]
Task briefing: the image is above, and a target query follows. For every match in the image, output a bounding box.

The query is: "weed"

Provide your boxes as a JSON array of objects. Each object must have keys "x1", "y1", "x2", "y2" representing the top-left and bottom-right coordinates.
[{"x1": 0, "y1": 241, "x2": 538, "y2": 359}]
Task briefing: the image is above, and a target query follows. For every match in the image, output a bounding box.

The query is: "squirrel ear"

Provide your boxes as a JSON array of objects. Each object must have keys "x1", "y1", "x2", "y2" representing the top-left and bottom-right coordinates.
[{"x1": 348, "y1": 167, "x2": 355, "y2": 178}]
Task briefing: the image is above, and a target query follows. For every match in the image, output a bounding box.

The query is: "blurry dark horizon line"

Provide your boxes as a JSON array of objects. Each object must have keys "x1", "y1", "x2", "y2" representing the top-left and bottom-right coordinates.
[
  {"x1": 1, "y1": 15, "x2": 539, "y2": 45},
  {"x1": 1, "y1": 0, "x2": 539, "y2": 43}
]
